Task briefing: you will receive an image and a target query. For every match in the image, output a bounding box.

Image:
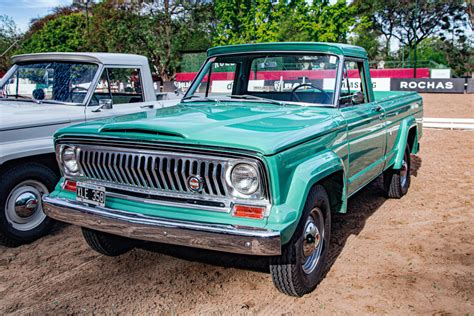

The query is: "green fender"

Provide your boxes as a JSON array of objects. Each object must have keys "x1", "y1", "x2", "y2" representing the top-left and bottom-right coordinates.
[
  {"x1": 393, "y1": 117, "x2": 417, "y2": 169},
  {"x1": 266, "y1": 150, "x2": 346, "y2": 244}
]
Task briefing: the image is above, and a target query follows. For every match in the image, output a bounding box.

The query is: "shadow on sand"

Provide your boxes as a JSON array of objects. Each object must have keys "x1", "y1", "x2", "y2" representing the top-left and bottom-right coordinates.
[{"x1": 139, "y1": 155, "x2": 422, "y2": 276}]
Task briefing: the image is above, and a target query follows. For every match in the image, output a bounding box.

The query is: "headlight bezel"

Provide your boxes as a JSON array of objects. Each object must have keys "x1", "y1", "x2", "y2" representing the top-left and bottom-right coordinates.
[
  {"x1": 225, "y1": 161, "x2": 265, "y2": 199},
  {"x1": 57, "y1": 144, "x2": 83, "y2": 176}
]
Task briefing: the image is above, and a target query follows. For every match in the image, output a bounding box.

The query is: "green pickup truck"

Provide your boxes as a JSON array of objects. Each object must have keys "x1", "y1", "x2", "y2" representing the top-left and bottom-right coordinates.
[{"x1": 43, "y1": 42, "x2": 422, "y2": 297}]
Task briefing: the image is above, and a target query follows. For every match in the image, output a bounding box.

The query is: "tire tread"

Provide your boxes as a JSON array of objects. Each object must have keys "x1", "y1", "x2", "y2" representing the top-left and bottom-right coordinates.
[{"x1": 82, "y1": 228, "x2": 134, "y2": 257}]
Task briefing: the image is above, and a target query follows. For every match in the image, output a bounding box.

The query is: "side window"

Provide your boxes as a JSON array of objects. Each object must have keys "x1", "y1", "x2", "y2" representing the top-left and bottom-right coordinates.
[
  {"x1": 92, "y1": 68, "x2": 143, "y2": 105},
  {"x1": 339, "y1": 60, "x2": 368, "y2": 106}
]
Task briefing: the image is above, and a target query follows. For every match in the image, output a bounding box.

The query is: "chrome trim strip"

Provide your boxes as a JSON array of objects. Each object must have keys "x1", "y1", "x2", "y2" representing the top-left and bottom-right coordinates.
[{"x1": 43, "y1": 196, "x2": 281, "y2": 256}]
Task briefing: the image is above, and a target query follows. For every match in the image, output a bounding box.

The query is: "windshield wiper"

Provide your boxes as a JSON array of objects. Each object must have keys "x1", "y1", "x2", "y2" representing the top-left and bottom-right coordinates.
[{"x1": 229, "y1": 94, "x2": 285, "y2": 106}]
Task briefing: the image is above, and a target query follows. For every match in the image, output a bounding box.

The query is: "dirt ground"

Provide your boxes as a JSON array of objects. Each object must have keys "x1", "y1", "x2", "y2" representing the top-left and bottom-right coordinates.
[
  {"x1": 422, "y1": 93, "x2": 473, "y2": 118},
  {"x1": 1, "y1": 97, "x2": 473, "y2": 314}
]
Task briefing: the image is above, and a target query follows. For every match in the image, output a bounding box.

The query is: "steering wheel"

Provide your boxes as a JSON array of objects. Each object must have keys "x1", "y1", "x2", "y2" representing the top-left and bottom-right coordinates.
[
  {"x1": 70, "y1": 86, "x2": 100, "y2": 104},
  {"x1": 291, "y1": 83, "x2": 331, "y2": 104}
]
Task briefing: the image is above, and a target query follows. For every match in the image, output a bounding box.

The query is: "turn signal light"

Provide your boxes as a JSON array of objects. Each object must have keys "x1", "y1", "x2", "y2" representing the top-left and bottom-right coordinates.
[
  {"x1": 232, "y1": 205, "x2": 266, "y2": 219},
  {"x1": 62, "y1": 180, "x2": 77, "y2": 192}
]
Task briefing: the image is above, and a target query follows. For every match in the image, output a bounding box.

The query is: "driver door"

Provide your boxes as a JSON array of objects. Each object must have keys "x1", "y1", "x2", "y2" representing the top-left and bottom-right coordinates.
[
  {"x1": 85, "y1": 67, "x2": 150, "y2": 120},
  {"x1": 339, "y1": 59, "x2": 386, "y2": 195}
]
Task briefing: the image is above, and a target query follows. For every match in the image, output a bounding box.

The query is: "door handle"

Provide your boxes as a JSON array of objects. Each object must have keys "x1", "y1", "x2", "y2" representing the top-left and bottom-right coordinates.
[{"x1": 140, "y1": 104, "x2": 154, "y2": 109}]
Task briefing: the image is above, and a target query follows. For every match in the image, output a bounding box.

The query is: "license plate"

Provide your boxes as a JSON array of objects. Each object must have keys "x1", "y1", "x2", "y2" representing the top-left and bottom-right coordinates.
[{"x1": 76, "y1": 182, "x2": 106, "y2": 207}]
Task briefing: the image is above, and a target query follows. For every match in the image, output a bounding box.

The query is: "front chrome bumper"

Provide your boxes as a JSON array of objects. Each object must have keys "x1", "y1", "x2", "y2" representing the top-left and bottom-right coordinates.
[{"x1": 43, "y1": 196, "x2": 281, "y2": 256}]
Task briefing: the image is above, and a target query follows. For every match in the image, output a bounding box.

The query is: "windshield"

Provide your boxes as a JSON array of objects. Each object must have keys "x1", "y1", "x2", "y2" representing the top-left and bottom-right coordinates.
[
  {"x1": 0, "y1": 62, "x2": 99, "y2": 104},
  {"x1": 184, "y1": 53, "x2": 340, "y2": 106}
]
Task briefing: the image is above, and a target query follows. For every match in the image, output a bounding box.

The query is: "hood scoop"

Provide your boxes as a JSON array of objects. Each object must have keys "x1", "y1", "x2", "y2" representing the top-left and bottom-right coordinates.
[{"x1": 99, "y1": 124, "x2": 186, "y2": 139}]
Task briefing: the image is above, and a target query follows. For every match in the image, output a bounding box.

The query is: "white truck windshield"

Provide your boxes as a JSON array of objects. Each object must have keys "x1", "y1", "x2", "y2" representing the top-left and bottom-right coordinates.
[{"x1": 0, "y1": 62, "x2": 99, "y2": 104}]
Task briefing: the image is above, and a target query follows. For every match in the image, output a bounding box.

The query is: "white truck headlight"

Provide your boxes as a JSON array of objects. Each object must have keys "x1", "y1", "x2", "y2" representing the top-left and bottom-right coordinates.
[
  {"x1": 61, "y1": 146, "x2": 79, "y2": 174},
  {"x1": 230, "y1": 163, "x2": 259, "y2": 195}
]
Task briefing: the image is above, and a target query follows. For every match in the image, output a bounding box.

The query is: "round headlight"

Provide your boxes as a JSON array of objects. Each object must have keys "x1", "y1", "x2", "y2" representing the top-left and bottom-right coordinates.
[
  {"x1": 230, "y1": 163, "x2": 259, "y2": 195},
  {"x1": 62, "y1": 146, "x2": 79, "y2": 173}
]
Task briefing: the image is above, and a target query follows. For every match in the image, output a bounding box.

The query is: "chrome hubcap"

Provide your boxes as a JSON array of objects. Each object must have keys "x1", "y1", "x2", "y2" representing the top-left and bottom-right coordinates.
[
  {"x1": 5, "y1": 180, "x2": 48, "y2": 231},
  {"x1": 302, "y1": 208, "x2": 324, "y2": 274},
  {"x1": 14, "y1": 192, "x2": 39, "y2": 218}
]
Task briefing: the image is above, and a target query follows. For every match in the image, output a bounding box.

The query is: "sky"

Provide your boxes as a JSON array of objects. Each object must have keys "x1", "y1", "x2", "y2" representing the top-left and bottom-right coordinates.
[{"x1": 0, "y1": 0, "x2": 72, "y2": 32}]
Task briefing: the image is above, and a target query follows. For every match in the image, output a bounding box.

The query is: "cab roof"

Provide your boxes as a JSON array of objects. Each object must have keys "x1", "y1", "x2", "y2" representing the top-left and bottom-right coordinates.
[
  {"x1": 12, "y1": 52, "x2": 149, "y2": 67},
  {"x1": 207, "y1": 42, "x2": 367, "y2": 59}
]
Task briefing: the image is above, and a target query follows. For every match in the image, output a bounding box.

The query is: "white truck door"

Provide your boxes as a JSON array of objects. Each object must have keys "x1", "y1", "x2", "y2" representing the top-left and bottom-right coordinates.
[{"x1": 85, "y1": 66, "x2": 163, "y2": 120}]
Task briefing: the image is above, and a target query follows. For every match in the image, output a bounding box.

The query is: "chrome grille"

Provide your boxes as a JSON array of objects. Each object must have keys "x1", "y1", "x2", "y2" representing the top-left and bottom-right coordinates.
[{"x1": 77, "y1": 146, "x2": 229, "y2": 197}]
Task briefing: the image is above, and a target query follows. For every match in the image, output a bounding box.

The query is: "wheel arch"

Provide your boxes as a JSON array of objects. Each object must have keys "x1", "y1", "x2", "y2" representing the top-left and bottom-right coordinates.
[
  {"x1": 269, "y1": 150, "x2": 347, "y2": 245},
  {"x1": 393, "y1": 117, "x2": 418, "y2": 170},
  {"x1": 0, "y1": 153, "x2": 60, "y2": 177}
]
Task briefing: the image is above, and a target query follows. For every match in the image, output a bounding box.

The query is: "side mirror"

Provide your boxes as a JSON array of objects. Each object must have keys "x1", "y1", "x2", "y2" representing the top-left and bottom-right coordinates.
[
  {"x1": 92, "y1": 98, "x2": 113, "y2": 112},
  {"x1": 351, "y1": 91, "x2": 365, "y2": 105}
]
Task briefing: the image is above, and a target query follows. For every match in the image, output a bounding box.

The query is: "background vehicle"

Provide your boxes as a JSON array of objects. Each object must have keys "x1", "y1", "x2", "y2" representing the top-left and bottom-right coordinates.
[
  {"x1": 0, "y1": 52, "x2": 178, "y2": 246},
  {"x1": 43, "y1": 43, "x2": 423, "y2": 296}
]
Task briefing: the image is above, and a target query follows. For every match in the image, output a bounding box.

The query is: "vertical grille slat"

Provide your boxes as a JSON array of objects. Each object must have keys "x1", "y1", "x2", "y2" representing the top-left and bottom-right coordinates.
[
  {"x1": 91, "y1": 152, "x2": 102, "y2": 180},
  {"x1": 208, "y1": 162, "x2": 217, "y2": 195},
  {"x1": 76, "y1": 147, "x2": 235, "y2": 199},
  {"x1": 137, "y1": 156, "x2": 149, "y2": 188},
  {"x1": 117, "y1": 154, "x2": 129, "y2": 185},
  {"x1": 102, "y1": 153, "x2": 113, "y2": 182},
  {"x1": 151, "y1": 157, "x2": 164, "y2": 189},
  {"x1": 144, "y1": 157, "x2": 156, "y2": 189},
  {"x1": 124, "y1": 155, "x2": 137, "y2": 186},
  {"x1": 203, "y1": 162, "x2": 210, "y2": 194}
]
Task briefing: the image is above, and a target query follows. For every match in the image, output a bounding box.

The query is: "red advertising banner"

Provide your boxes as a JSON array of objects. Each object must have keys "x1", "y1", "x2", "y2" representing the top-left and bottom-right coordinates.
[{"x1": 175, "y1": 68, "x2": 430, "y2": 82}]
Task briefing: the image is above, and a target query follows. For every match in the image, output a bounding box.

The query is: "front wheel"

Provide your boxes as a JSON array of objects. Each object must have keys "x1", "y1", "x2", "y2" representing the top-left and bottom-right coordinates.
[
  {"x1": 0, "y1": 163, "x2": 58, "y2": 247},
  {"x1": 270, "y1": 185, "x2": 331, "y2": 297}
]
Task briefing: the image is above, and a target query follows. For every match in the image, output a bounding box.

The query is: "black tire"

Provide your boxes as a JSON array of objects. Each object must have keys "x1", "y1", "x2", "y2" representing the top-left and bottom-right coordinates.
[
  {"x1": 82, "y1": 228, "x2": 135, "y2": 256},
  {"x1": 0, "y1": 163, "x2": 58, "y2": 247},
  {"x1": 384, "y1": 144, "x2": 411, "y2": 199},
  {"x1": 269, "y1": 185, "x2": 331, "y2": 297}
]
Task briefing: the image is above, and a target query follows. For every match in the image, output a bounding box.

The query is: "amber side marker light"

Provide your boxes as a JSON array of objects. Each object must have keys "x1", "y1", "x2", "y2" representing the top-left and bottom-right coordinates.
[
  {"x1": 232, "y1": 205, "x2": 266, "y2": 219},
  {"x1": 62, "y1": 180, "x2": 77, "y2": 192}
]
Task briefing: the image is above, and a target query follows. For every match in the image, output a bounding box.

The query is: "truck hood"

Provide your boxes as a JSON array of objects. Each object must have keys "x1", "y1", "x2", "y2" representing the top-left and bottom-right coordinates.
[
  {"x1": 55, "y1": 102, "x2": 344, "y2": 155},
  {"x1": 0, "y1": 100, "x2": 83, "y2": 131}
]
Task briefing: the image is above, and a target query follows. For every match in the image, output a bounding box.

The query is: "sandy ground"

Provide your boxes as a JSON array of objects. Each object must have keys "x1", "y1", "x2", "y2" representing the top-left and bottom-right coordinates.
[
  {"x1": 422, "y1": 93, "x2": 473, "y2": 118},
  {"x1": 1, "y1": 102, "x2": 474, "y2": 314}
]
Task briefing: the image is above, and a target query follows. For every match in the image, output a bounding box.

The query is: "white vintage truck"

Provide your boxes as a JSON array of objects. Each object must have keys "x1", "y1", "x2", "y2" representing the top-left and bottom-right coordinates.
[{"x1": 0, "y1": 52, "x2": 178, "y2": 246}]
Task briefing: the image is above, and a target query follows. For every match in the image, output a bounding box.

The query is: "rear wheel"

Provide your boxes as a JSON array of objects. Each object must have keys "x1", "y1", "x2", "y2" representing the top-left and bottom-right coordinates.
[
  {"x1": 0, "y1": 163, "x2": 57, "y2": 247},
  {"x1": 82, "y1": 228, "x2": 135, "y2": 256},
  {"x1": 384, "y1": 144, "x2": 411, "y2": 199},
  {"x1": 269, "y1": 185, "x2": 331, "y2": 297}
]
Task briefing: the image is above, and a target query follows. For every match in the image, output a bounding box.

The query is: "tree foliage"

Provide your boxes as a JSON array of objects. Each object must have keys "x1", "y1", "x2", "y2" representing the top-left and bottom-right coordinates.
[
  {"x1": 213, "y1": 0, "x2": 356, "y2": 45},
  {"x1": 5, "y1": 0, "x2": 472, "y2": 78},
  {"x1": 353, "y1": 0, "x2": 470, "y2": 55},
  {"x1": 0, "y1": 15, "x2": 20, "y2": 72},
  {"x1": 89, "y1": 0, "x2": 214, "y2": 80},
  {"x1": 17, "y1": 12, "x2": 87, "y2": 54}
]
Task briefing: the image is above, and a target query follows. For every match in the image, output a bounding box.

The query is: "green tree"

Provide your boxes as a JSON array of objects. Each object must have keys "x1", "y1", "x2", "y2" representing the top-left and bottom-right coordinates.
[
  {"x1": 17, "y1": 12, "x2": 87, "y2": 54},
  {"x1": 213, "y1": 0, "x2": 356, "y2": 45},
  {"x1": 89, "y1": 0, "x2": 213, "y2": 80},
  {"x1": 353, "y1": 0, "x2": 470, "y2": 59},
  {"x1": 0, "y1": 15, "x2": 20, "y2": 72},
  {"x1": 348, "y1": 16, "x2": 382, "y2": 61}
]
